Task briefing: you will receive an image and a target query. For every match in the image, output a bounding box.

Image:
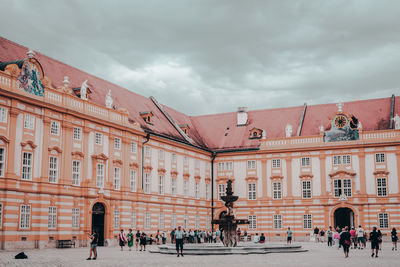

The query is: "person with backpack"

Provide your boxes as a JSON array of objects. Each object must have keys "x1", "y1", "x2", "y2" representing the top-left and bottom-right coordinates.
[
  {"x1": 86, "y1": 230, "x2": 98, "y2": 260},
  {"x1": 369, "y1": 227, "x2": 380, "y2": 258},
  {"x1": 339, "y1": 226, "x2": 351, "y2": 258}
]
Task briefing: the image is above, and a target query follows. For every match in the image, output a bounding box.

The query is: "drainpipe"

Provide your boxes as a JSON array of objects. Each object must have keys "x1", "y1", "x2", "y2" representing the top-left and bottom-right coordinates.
[
  {"x1": 141, "y1": 133, "x2": 150, "y2": 190},
  {"x1": 211, "y1": 152, "x2": 216, "y2": 232}
]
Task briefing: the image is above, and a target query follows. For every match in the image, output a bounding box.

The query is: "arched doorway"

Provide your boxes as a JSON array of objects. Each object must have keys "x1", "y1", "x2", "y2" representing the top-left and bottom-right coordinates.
[
  {"x1": 92, "y1": 203, "x2": 105, "y2": 246},
  {"x1": 334, "y1": 207, "x2": 354, "y2": 229}
]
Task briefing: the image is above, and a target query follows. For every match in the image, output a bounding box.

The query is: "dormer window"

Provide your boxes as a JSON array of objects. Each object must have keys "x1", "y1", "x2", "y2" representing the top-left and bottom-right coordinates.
[
  {"x1": 179, "y1": 124, "x2": 190, "y2": 135},
  {"x1": 140, "y1": 111, "x2": 153, "y2": 124},
  {"x1": 249, "y1": 127, "x2": 263, "y2": 139}
]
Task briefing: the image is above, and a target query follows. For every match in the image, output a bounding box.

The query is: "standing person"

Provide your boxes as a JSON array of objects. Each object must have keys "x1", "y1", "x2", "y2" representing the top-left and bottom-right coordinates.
[
  {"x1": 86, "y1": 230, "x2": 98, "y2": 260},
  {"x1": 391, "y1": 228, "x2": 398, "y2": 251},
  {"x1": 313, "y1": 226, "x2": 320, "y2": 243},
  {"x1": 377, "y1": 229, "x2": 383, "y2": 250},
  {"x1": 127, "y1": 229, "x2": 134, "y2": 251},
  {"x1": 334, "y1": 229, "x2": 341, "y2": 249},
  {"x1": 327, "y1": 226, "x2": 333, "y2": 247},
  {"x1": 119, "y1": 229, "x2": 127, "y2": 251},
  {"x1": 237, "y1": 228, "x2": 241, "y2": 243},
  {"x1": 170, "y1": 228, "x2": 176, "y2": 244},
  {"x1": 175, "y1": 225, "x2": 184, "y2": 257},
  {"x1": 162, "y1": 231, "x2": 167, "y2": 244},
  {"x1": 369, "y1": 227, "x2": 379, "y2": 258},
  {"x1": 156, "y1": 230, "x2": 160, "y2": 245},
  {"x1": 135, "y1": 230, "x2": 141, "y2": 251},
  {"x1": 350, "y1": 227, "x2": 357, "y2": 249},
  {"x1": 339, "y1": 226, "x2": 351, "y2": 258},
  {"x1": 356, "y1": 225, "x2": 365, "y2": 249},
  {"x1": 244, "y1": 230, "x2": 248, "y2": 242},
  {"x1": 139, "y1": 232, "x2": 147, "y2": 251},
  {"x1": 320, "y1": 229, "x2": 325, "y2": 243},
  {"x1": 287, "y1": 227, "x2": 293, "y2": 244},
  {"x1": 212, "y1": 230, "x2": 216, "y2": 243}
]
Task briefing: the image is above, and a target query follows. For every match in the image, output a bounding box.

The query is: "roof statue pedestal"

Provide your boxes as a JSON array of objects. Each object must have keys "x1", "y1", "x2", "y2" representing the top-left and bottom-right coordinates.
[{"x1": 212, "y1": 179, "x2": 249, "y2": 247}]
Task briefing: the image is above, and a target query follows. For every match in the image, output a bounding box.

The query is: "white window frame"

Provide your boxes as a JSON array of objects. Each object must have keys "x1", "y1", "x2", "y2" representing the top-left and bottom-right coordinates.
[
  {"x1": 48, "y1": 156, "x2": 58, "y2": 183},
  {"x1": 218, "y1": 162, "x2": 224, "y2": 171},
  {"x1": 301, "y1": 157, "x2": 310, "y2": 167},
  {"x1": 272, "y1": 159, "x2": 281, "y2": 168},
  {"x1": 302, "y1": 180, "x2": 312, "y2": 199},
  {"x1": 342, "y1": 155, "x2": 351, "y2": 164},
  {"x1": 24, "y1": 114, "x2": 34, "y2": 130},
  {"x1": 333, "y1": 179, "x2": 352, "y2": 197},
  {"x1": 48, "y1": 206, "x2": 57, "y2": 229},
  {"x1": 333, "y1": 155, "x2": 341, "y2": 165},
  {"x1": 114, "y1": 137, "x2": 121, "y2": 150},
  {"x1": 171, "y1": 178, "x2": 177, "y2": 196},
  {"x1": 22, "y1": 152, "x2": 33, "y2": 181},
  {"x1": 114, "y1": 167, "x2": 121, "y2": 190},
  {"x1": 0, "y1": 147, "x2": 5, "y2": 177},
  {"x1": 0, "y1": 107, "x2": 7, "y2": 123},
  {"x1": 50, "y1": 121, "x2": 60, "y2": 135},
  {"x1": 72, "y1": 160, "x2": 81, "y2": 186},
  {"x1": 375, "y1": 153, "x2": 385, "y2": 163},
  {"x1": 226, "y1": 162, "x2": 233, "y2": 171},
  {"x1": 73, "y1": 127, "x2": 82, "y2": 140},
  {"x1": 377, "y1": 177, "x2": 387, "y2": 197},
  {"x1": 247, "y1": 160, "x2": 256, "y2": 169},
  {"x1": 95, "y1": 132, "x2": 102, "y2": 145},
  {"x1": 248, "y1": 215, "x2": 256, "y2": 229},
  {"x1": 248, "y1": 183, "x2": 256, "y2": 200},
  {"x1": 96, "y1": 163, "x2": 105, "y2": 188},
  {"x1": 130, "y1": 142, "x2": 137, "y2": 153},
  {"x1": 273, "y1": 182, "x2": 282, "y2": 199},
  {"x1": 19, "y1": 204, "x2": 31, "y2": 229},
  {"x1": 144, "y1": 173, "x2": 151, "y2": 193},
  {"x1": 379, "y1": 213, "x2": 389, "y2": 228},
  {"x1": 72, "y1": 208, "x2": 79, "y2": 228},
  {"x1": 303, "y1": 214, "x2": 312, "y2": 229},
  {"x1": 273, "y1": 214, "x2": 282, "y2": 229},
  {"x1": 145, "y1": 146, "x2": 151, "y2": 157},
  {"x1": 218, "y1": 184, "x2": 226, "y2": 200},
  {"x1": 130, "y1": 170, "x2": 137, "y2": 192},
  {"x1": 183, "y1": 180, "x2": 189, "y2": 198},
  {"x1": 114, "y1": 210, "x2": 120, "y2": 229},
  {"x1": 158, "y1": 175, "x2": 164, "y2": 195},
  {"x1": 172, "y1": 153, "x2": 177, "y2": 164}
]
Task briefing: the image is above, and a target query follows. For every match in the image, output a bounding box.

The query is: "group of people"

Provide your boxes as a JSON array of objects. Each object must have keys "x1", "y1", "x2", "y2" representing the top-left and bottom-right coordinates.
[{"x1": 170, "y1": 228, "x2": 225, "y2": 244}]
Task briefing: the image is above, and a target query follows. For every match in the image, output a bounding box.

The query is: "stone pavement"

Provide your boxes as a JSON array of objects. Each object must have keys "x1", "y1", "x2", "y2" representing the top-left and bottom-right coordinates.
[{"x1": 0, "y1": 242, "x2": 399, "y2": 267}]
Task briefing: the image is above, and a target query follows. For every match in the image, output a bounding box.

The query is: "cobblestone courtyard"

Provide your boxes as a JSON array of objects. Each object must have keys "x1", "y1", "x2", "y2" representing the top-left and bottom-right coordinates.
[{"x1": 0, "y1": 242, "x2": 399, "y2": 267}]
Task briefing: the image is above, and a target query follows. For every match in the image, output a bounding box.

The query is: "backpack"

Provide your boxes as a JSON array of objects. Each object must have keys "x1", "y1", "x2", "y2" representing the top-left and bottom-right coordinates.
[{"x1": 15, "y1": 252, "x2": 28, "y2": 259}]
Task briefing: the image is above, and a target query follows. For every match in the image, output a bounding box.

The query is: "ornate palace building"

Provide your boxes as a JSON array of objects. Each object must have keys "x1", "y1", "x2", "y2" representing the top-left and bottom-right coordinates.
[{"x1": 0, "y1": 36, "x2": 399, "y2": 249}]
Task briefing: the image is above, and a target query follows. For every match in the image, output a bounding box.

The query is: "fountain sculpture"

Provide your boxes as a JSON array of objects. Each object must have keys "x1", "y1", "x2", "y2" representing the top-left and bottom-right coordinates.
[{"x1": 212, "y1": 179, "x2": 249, "y2": 247}]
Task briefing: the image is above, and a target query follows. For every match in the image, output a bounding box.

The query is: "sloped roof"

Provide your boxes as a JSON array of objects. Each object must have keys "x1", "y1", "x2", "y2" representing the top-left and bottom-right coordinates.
[{"x1": 0, "y1": 36, "x2": 396, "y2": 151}]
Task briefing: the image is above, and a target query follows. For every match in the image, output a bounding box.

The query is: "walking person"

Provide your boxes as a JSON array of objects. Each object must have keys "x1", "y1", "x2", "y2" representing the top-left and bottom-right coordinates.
[
  {"x1": 140, "y1": 232, "x2": 147, "y2": 251},
  {"x1": 334, "y1": 229, "x2": 341, "y2": 249},
  {"x1": 119, "y1": 229, "x2": 127, "y2": 251},
  {"x1": 369, "y1": 227, "x2": 380, "y2": 258},
  {"x1": 175, "y1": 225, "x2": 184, "y2": 257},
  {"x1": 162, "y1": 231, "x2": 167, "y2": 244},
  {"x1": 237, "y1": 228, "x2": 241, "y2": 243},
  {"x1": 135, "y1": 230, "x2": 141, "y2": 250},
  {"x1": 244, "y1": 230, "x2": 248, "y2": 242},
  {"x1": 391, "y1": 228, "x2": 398, "y2": 251},
  {"x1": 350, "y1": 227, "x2": 357, "y2": 249},
  {"x1": 377, "y1": 229, "x2": 383, "y2": 250},
  {"x1": 127, "y1": 229, "x2": 134, "y2": 251},
  {"x1": 313, "y1": 226, "x2": 320, "y2": 243},
  {"x1": 327, "y1": 226, "x2": 333, "y2": 247},
  {"x1": 339, "y1": 226, "x2": 351, "y2": 258},
  {"x1": 320, "y1": 229, "x2": 325, "y2": 243},
  {"x1": 356, "y1": 225, "x2": 365, "y2": 249},
  {"x1": 287, "y1": 227, "x2": 293, "y2": 244},
  {"x1": 86, "y1": 230, "x2": 98, "y2": 260}
]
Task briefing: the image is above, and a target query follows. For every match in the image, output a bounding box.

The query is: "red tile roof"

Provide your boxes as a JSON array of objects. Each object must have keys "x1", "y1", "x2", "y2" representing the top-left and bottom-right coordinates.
[{"x1": 0, "y1": 36, "x2": 396, "y2": 151}]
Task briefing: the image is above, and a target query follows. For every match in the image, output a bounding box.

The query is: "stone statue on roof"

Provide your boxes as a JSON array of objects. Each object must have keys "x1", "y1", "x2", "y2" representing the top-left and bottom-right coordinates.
[
  {"x1": 80, "y1": 80, "x2": 88, "y2": 100},
  {"x1": 105, "y1": 89, "x2": 113, "y2": 108},
  {"x1": 393, "y1": 114, "x2": 400, "y2": 130},
  {"x1": 285, "y1": 123, "x2": 293, "y2": 138}
]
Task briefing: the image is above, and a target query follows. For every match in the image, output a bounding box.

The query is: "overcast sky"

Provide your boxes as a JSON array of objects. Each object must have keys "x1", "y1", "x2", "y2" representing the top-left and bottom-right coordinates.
[{"x1": 1, "y1": 0, "x2": 400, "y2": 115}]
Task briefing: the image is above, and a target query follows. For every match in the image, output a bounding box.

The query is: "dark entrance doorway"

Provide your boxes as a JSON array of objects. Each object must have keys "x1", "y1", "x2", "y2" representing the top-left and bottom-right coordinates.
[
  {"x1": 334, "y1": 208, "x2": 354, "y2": 229},
  {"x1": 92, "y1": 203, "x2": 105, "y2": 246}
]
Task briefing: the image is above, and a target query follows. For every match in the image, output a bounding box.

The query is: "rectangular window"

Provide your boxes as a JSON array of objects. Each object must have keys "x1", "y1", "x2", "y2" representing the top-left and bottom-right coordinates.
[
  {"x1": 130, "y1": 170, "x2": 137, "y2": 192},
  {"x1": 19, "y1": 204, "x2": 31, "y2": 229},
  {"x1": 334, "y1": 179, "x2": 352, "y2": 197},
  {"x1": 171, "y1": 153, "x2": 177, "y2": 163},
  {"x1": 273, "y1": 214, "x2": 282, "y2": 229},
  {"x1": 184, "y1": 180, "x2": 189, "y2": 198},
  {"x1": 48, "y1": 156, "x2": 58, "y2": 183},
  {"x1": 0, "y1": 147, "x2": 5, "y2": 177},
  {"x1": 334, "y1": 179, "x2": 341, "y2": 197},
  {"x1": 206, "y1": 183, "x2": 210, "y2": 200},
  {"x1": 0, "y1": 203, "x2": 2, "y2": 228},
  {"x1": 272, "y1": 159, "x2": 281, "y2": 168},
  {"x1": 73, "y1": 127, "x2": 82, "y2": 140},
  {"x1": 96, "y1": 164, "x2": 104, "y2": 188},
  {"x1": 130, "y1": 142, "x2": 137, "y2": 153},
  {"x1": 159, "y1": 212, "x2": 164, "y2": 229},
  {"x1": 114, "y1": 167, "x2": 121, "y2": 190},
  {"x1": 144, "y1": 173, "x2": 151, "y2": 193},
  {"x1": 226, "y1": 162, "x2": 233, "y2": 171},
  {"x1": 24, "y1": 114, "x2": 34, "y2": 129},
  {"x1": 72, "y1": 160, "x2": 81, "y2": 186},
  {"x1": 195, "y1": 182, "x2": 200, "y2": 199},
  {"x1": 375, "y1": 153, "x2": 385, "y2": 163},
  {"x1": 159, "y1": 149, "x2": 164, "y2": 160},
  {"x1": 218, "y1": 184, "x2": 226, "y2": 200},
  {"x1": 333, "y1": 155, "x2": 341, "y2": 165},
  {"x1": 303, "y1": 214, "x2": 312, "y2": 229},
  {"x1": 377, "y1": 177, "x2": 387, "y2": 197},
  {"x1": 273, "y1": 182, "x2": 282, "y2": 199},
  {"x1": 22, "y1": 152, "x2": 33, "y2": 180},
  {"x1": 302, "y1": 180, "x2": 312, "y2": 199},
  {"x1": 171, "y1": 178, "x2": 177, "y2": 196},
  {"x1": 50, "y1": 121, "x2": 60, "y2": 135},
  {"x1": 72, "y1": 208, "x2": 79, "y2": 228},
  {"x1": 95, "y1": 132, "x2": 102, "y2": 145},
  {"x1": 145, "y1": 146, "x2": 151, "y2": 157},
  {"x1": 114, "y1": 210, "x2": 120, "y2": 229},
  {"x1": 184, "y1": 214, "x2": 188, "y2": 229},
  {"x1": 172, "y1": 213, "x2": 177, "y2": 229},
  {"x1": 158, "y1": 175, "x2": 164, "y2": 195},
  {"x1": 131, "y1": 211, "x2": 136, "y2": 229},
  {"x1": 248, "y1": 183, "x2": 256, "y2": 200},
  {"x1": 218, "y1": 162, "x2": 224, "y2": 171},
  {"x1": 0, "y1": 107, "x2": 7, "y2": 123},
  {"x1": 342, "y1": 155, "x2": 351, "y2": 164},
  {"x1": 248, "y1": 215, "x2": 256, "y2": 229},
  {"x1": 48, "y1": 206, "x2": 57, "y2": 229},
  {"x1": 145, "y1": 212, "x2": 150, "y2": 229},
  {"x1": 196, "y1": 215, "x2": 200, "y2": 229},
  {"x1": 301, "y1": 157, "x2": 310, "y2": 167},
  {"x1": 114, "y1": 138, "x2": 121, "y2": 150},
  {"x1": 343, "y1": 179, "x2": 352, "y2": 196},
  {"x1": 379, "y1": 213, "x2": 389, "y2": 228},
  {"x1": 247, "y1": 160, "x2": 256, "y2": 169}
]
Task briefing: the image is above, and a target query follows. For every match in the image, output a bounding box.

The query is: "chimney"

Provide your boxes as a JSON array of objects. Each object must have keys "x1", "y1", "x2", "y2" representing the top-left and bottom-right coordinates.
[{"x1": 237, "y1": 107, "x2": 248, "y2": 126}]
